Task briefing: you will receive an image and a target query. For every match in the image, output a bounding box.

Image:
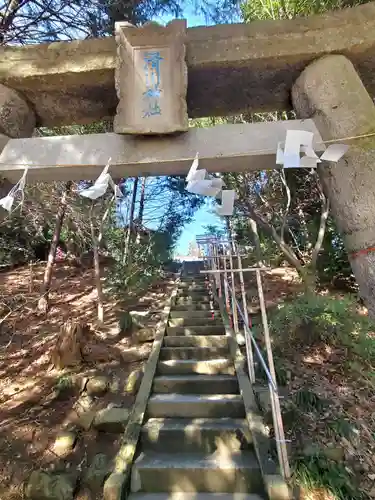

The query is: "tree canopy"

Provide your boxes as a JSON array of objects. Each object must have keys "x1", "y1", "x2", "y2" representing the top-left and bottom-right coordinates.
[{"x1": 0, "y1": 0, "x2": 239, "y2": 44}]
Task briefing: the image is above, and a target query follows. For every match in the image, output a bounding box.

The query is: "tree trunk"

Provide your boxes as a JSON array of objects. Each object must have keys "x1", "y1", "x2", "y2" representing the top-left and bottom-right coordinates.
[
  {"x1": 293, "y1": 55, "x2": 375, "y2": 317},
  {"x1": 90, "y1": 204, "x2": 104, "y2": 323},
  {"x1": 123, "y1": 177, "x2": 138, "y2": 266},
  {"x1": 138, "y1": 177, "x2": 146, "y2": 225},
  {"x1": 37, "y1": 181, "x2": 72, "y2": 314},
  {"x1": 248, "y1": 218, "x2": 263, "y2": 266},
  {"x1": 300, "y1": 266, "x2": 317, "y2": 295}
]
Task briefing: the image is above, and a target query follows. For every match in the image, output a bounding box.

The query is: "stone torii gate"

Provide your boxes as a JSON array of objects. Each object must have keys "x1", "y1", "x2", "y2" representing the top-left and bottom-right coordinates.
[{"x1": 0, "y1": 4, "x2": 374, "y2": 313}]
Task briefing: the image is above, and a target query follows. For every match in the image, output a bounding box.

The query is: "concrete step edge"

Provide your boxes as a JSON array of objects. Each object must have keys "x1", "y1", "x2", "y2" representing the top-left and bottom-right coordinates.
[
  {"x1": 153, "y1": 374, "x2": 237, "y2": 382},
  {"x1": 148, "y1": 394, "x2": 243, "y2": 403},
  {"x1": 143, "y1": 417, "x2": 248, "y2": 431},
  {"x1": 163, "y1": 335, "x2": 228, "y2": 346},
  {"x1": 133, "y1": 451, "x2": 260, "y2": 469},
  {"x1": 128, "y1": 494, "x2": 264, "y2": 500}
]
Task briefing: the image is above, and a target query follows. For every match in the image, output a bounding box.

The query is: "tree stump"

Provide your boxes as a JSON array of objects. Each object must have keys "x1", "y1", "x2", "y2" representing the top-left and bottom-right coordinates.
[{"x1": 50, "y1": 319, "x2": 90, "y2": 370}]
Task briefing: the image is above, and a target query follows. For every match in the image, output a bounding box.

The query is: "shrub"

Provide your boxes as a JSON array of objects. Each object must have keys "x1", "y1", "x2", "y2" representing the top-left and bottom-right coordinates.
[
  {"x1": 268, "y1": 294, "x2": 375, "y2": 368},
  {"x1": 293, "y1": 453, "x2": 365, "y2": 500}
]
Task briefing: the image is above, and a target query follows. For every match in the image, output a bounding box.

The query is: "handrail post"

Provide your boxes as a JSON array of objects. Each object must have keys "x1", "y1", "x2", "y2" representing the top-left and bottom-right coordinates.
[
  {"x1": 228, "y1": 241, "x2": 239, "y2": 335},
  {"x1": 222, "y1": 243, "x2": 231, "y2": 323},
  {"x1": 237, "y1": 243, "x2": 256, "y2": 384},
  {"x1": 255, "y1": 269, "x2": 291, "y2": 480},
  {"x1": 212, "y1": 241, "x2": 222, "y2": 298}
]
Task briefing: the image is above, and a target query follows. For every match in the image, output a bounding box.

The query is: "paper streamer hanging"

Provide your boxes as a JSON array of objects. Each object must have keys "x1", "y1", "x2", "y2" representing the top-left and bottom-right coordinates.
[
  {"x1": 216, "y1": 190, "x2": 235, "y2": 216},
  {"x1": 80, "y1": 158, "x2": 122, "y2": 200},
  {"x1": 0, "y1": 167, "x2": 28, "y2": 212},
  {"x1": 320, "y1": 144, "x2": 349, "y2": 162},
  {"x1": 277, "y1": 130, "x2": 348, "y2": 169},
  {"x1": 186, "y1": 154, "x2": 225, "y2": 197},
  {"x1": 186, "y1": 153, "x2": 200, "y2": 183}
]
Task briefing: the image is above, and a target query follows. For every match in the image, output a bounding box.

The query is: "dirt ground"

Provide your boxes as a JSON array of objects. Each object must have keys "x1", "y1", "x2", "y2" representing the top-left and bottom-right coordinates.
[{"x1": 0, "y1": 261, "x2": 174, "y2": 500}]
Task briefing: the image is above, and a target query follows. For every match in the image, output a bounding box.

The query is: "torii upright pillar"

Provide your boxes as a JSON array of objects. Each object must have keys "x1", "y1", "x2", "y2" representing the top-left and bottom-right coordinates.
[{"x1": 292, "y1": 55, "x2": 375, "y2": 316}]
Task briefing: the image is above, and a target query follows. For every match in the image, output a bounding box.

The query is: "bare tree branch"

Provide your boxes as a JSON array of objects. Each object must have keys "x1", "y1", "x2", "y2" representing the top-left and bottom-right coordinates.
[
  {"x1": 279, "y1": 168, "x2": 291, "y2": 244},
  {"x1": 311, "y1": 174, "x2": 330, "y2": 269}
]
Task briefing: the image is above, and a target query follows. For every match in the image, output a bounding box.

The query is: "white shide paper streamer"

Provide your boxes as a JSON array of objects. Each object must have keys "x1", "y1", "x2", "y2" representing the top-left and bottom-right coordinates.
[
  {"x1": 185, "y1": 154, "x2": 236, "y2": 216},
  {"x1": 216, "y1": 189, "x2": 236, "y2": 216},
  {"x1": 0, "y1": 167, "x2": 28, "y2": 212},
  {"x1": 278, "y1": 130, "x2": 349, "y2": 169},
  {"x1": 80, "y1": 158, "x2": 122, "y2": 200}
]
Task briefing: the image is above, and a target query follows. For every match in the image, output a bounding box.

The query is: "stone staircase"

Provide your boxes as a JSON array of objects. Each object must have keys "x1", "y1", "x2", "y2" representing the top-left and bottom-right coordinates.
[{"x1": 129, "y1": 262, "x2": 268, "y2": 500}]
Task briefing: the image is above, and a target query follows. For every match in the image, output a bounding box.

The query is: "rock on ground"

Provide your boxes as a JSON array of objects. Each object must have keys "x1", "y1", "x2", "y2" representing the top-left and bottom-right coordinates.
[
  {"x1": 82, "y1": 453, "x2": 111, "y2": 492},
  {"x1": 132, "y1": 327, "x2": 155, "y2": 343},
  {"x1": 25, "y1": 470, "x2": 77, "y2": 500},
  {"x1": 85, "y1": 376, "x2": 109, "y2": 396},
  {"x1": 52, "y1": 431, "x2": 77, "y2": 458},
  {"x1": 93, "y1": 407, "x2": 130, "y2": 433},
  {"x1": 125, "y1": 369, "x2": 143, "y2": 394}
]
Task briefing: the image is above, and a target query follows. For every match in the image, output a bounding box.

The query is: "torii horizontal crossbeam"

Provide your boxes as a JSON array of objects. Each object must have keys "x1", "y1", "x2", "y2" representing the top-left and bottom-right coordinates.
[
  {"x1": 0, "y1": 3, "x2": 374, "y2": 127},
  {"x1": 0, "y1": 120, "x2": 324, "y2": 183}
]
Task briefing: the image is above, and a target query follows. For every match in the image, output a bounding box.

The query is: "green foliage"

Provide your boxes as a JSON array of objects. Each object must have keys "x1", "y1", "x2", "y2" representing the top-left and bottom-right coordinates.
[
  {"x1": 293, "y1": 453, "x2": 364, "y2": 500},
  {"x1": 292, "y1": 387, "x2": 326, "y2": 412},
  {"x1": 54, "y1": 374, "x2": 75, "y2": 399},
  {"x1": 268, "y1": 294, "x2": 375, "y2": 368},
  {"x1": 241, "y1": 0, "x2": 370, "y2": 22},
  {"x1": 254, "y1": 345, "x2": 289, "y2": 385},
  {"x1": 202, "y1": 224, "x2": 226, "y2": 239},
  {"x1": 55, "y1": 374, "x2": 74, "y2": 391},
  {"x1": 104, "y1": 227, "x2": 176, "y2": 296},
  {"x1": 317, "y1": 216, "x2": 354, "y2": 287},
  {"x1": 328, "y1": 417, "x2": 357, "y2": 440}
]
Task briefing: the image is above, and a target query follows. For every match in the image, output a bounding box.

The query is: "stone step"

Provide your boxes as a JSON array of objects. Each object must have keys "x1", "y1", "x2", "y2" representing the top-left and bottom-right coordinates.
[
  {"x1": 131, "y1": 451, "x2": 263, "y2": 493},
  {"x1": 173, "y1": 304, "x2": 218, "y2": 311},
  {"x1": 153, "y1": 374, "x2": 238, "y2": 394},
  {"x1": 166, "y1": 325, "x2": 226, "y2": 336},
  {"x1": 128, "y1": 494, "x2": 264, "y2": 500},
  {"x1": 177, "y1": 289, "x2": 212, "y2": 298},
  {"x1": 175, "y1": 297, "x2": 211, "y2": 305},
  {"x1": 179, "y1": 280, "x2": 209, "y2": 286},
  {"x1": 141, "y1": 418, "x2": 253, "y2": 453},
  {"x1": 168, "y1": 317, "x2": 223, "y2": 328},
  {"x1": 163, "y1": 335, "x2": 229, "y2": 348},
  {"x1": 157, "y1": 359, "x2": 235, "y2": 376},
  {"x1": 180, "y1": 276, "x2": 207, "y2": 281},
  {"x1": 169, "y1": 310, "x2": 220, "y2": 319},
  {"x1": 160, "y1": 347, "x2": 229, "y2": 361},
  {"x1": 147, "y1": 394, "x2": 245, "y2": 419},
  {"x1": 178, "y1": 284, "x2": 210, "y2": 292}
]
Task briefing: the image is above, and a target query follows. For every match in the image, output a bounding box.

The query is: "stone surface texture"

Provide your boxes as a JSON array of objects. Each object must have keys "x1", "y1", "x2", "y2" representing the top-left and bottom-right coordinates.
[
  {"x1": 293, "y1": 54, "x2": 375, "y2": 317},
  {"x1": 83, "y1": 453, "x2": 111, "y2": 491},
  {"x1": 52, "y1": 430, "x2": 77, "y2": 457},
  {"x1": 125, "y1": 368, "x2": 144, "y2": 394},
  {"x1": 25, "y1": 471, "x2": 76, "y2": 500},
  {"x1": 93, "y1": 407, "x2": 130, "y2": 433},
  {"x1": 0, "y1": 84, "x2": 35, "y2": 137},
  {"x1": 0, "y1": 119, "x2": 323, "y2": 183},
  {"x1": 85, "y1": 376, "x2": 109, "y2": 396},
  {"x1": 1, "y1": 4, "x2": 375, "y2": 126},
  {"x1": 114, "y1": 20, "x2": 188, "y2": 134}
]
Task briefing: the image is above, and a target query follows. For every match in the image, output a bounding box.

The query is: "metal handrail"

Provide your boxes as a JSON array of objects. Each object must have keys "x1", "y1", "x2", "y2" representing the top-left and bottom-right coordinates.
[
  {"x1": 198, "y1": 238, "x2": 291, "y2": 481},
  {"x1": 225, "y1": 278, "x2": 278, "y2": 393}
]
